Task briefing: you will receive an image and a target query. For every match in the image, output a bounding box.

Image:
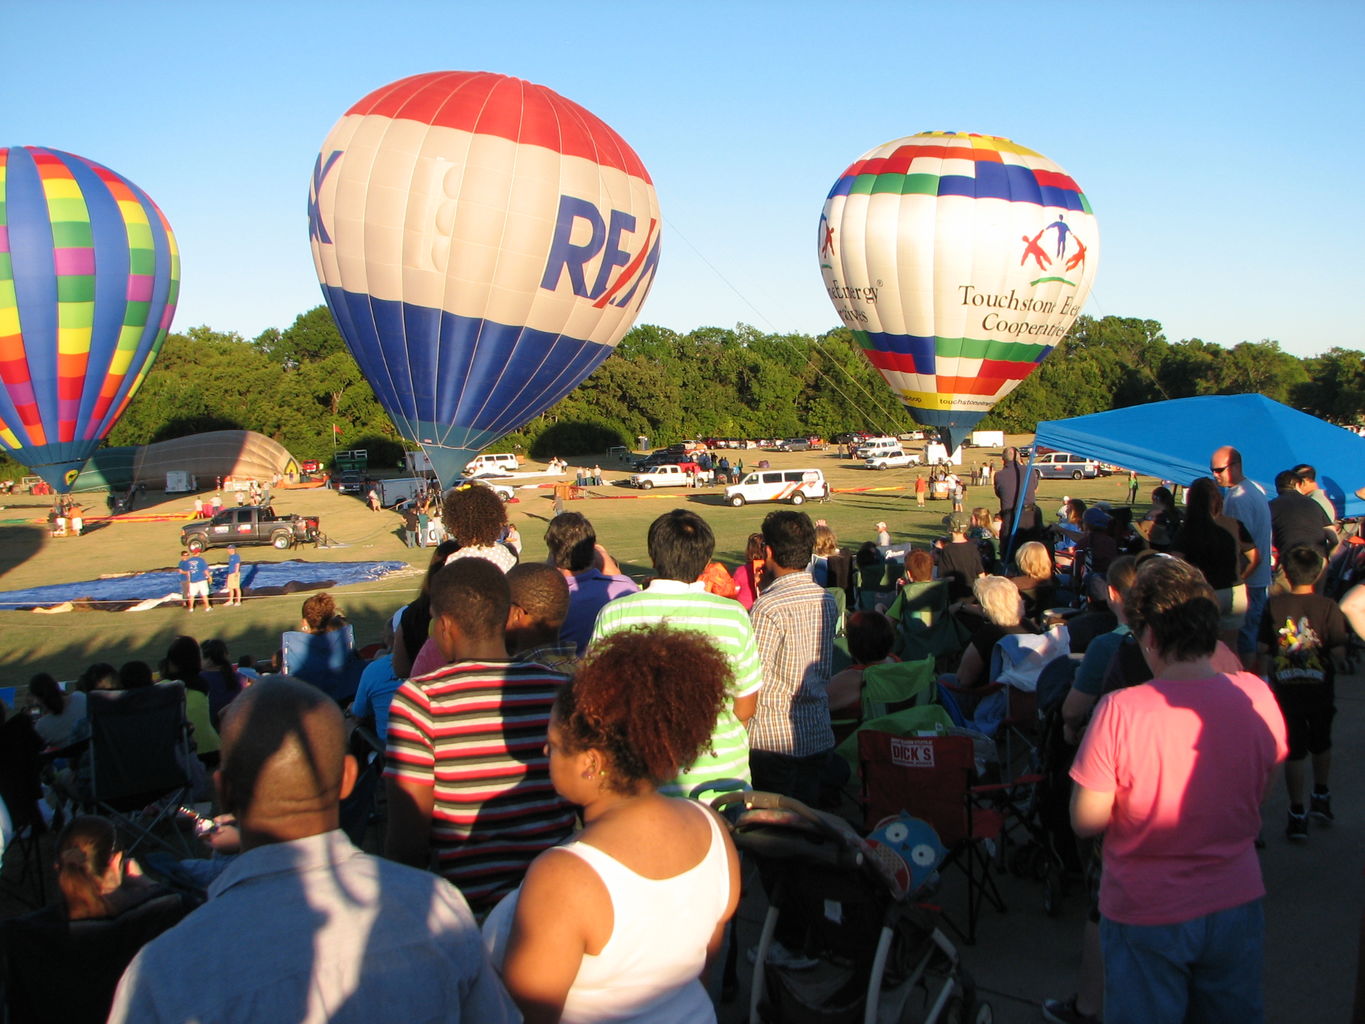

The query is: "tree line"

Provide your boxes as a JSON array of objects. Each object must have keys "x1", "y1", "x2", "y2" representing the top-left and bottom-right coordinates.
[{"x1": 2, "y1": 308, "x2": 1361, "y2": 477}]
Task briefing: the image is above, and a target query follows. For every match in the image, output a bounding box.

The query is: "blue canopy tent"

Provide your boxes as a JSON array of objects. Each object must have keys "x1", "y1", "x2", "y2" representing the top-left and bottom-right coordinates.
[{"x1": 1029, "y1": 394, "x2": 1365, "y2": 518}]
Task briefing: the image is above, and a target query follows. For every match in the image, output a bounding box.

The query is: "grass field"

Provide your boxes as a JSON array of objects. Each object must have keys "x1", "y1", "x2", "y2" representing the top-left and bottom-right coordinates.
[{"x1": 0, "y1": 439, "x2": 1150, "y2": 684}]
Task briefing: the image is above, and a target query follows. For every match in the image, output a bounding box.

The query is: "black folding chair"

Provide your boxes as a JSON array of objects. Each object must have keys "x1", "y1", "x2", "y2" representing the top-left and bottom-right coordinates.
[
  {"x1": 0, "y1": 712, "x2": 49, "y2": 909},
  {"x1": 84, "y1": 683, "x2": 196, "y2": 858}
]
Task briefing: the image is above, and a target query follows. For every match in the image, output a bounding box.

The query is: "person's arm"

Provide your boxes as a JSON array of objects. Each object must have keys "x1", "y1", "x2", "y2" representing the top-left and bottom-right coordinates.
[
  {"x1": 703, "y1": 808, "x2": 743, "y2": 976},
  {"x1": 593, "y1": 543, "x2": 622, "y2": 577},
  {"x1": 1061, "y1": 687, "x2": 1098, "y2": 745},
  {"x1": 384, "y1": 776, "x2": 434, "y2": 868},
  {"x1": 501, "y1": 849, "x2": 603, "y2": 1024},
  {"x1": 954, "y1": 641, "x2": 986, "y2": 689},
  {"x1": 1070, "y1": 784, "x2": 1114, "y2": 838}
]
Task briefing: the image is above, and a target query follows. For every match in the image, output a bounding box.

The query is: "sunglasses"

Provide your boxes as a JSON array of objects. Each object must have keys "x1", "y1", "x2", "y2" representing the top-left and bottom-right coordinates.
[{"x1": 1210, "y1": 464, "x2": 1229, "y2": 474}]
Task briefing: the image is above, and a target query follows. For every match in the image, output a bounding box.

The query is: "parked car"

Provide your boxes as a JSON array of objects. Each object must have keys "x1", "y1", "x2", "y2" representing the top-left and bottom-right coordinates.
[
  {"x1": 1033, "y1": 452, "x2": 1099, "y2": 480},
  {"x1": 776, "y1": 437, "x2": 812, "y2": 452}
]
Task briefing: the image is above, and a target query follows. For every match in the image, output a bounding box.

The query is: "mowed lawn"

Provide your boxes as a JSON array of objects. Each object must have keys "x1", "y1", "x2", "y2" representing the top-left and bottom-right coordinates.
[{"x1": 0, "y1": 439, "x2": 1149, "y2": 683}]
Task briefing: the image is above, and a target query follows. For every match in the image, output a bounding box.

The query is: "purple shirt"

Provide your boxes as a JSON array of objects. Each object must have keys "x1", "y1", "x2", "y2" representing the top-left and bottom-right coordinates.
[{"x1": 561, "y1": 569, "x2": 640, "y2": 654}]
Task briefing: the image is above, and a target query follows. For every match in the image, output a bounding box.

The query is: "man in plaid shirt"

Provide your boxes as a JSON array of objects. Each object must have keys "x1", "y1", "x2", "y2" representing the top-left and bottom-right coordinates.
[{"x1": 748, "y1": 510, "x2": 838, "y2": 805}]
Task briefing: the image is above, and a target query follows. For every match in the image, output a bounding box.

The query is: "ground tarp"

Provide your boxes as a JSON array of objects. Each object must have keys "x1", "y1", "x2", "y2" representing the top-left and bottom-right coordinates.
[
  {"x1": 1032, "y1": 394, "x2": 1365, "y2": 517},
  {"x1": 0, "y1": 560, "x2": 409, "y2": 611}
]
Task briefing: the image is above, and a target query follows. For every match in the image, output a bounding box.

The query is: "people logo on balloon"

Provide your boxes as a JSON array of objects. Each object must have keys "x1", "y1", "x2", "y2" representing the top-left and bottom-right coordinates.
[
  {"x1": 309, "y1": 71, "x2": 660, "y2": 486},
  {"x1": 818, "y1": 132, "x2": 1098, "y2": 452},
  {"x1": 0, "y1": 147, "x2": 179, "y2": 492}
]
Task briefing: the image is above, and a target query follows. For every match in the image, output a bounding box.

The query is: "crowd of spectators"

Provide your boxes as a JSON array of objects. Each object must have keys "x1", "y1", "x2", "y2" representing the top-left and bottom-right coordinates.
[{"x1": 4, "y1": 444, "x2": 1364, "y2": 1023}]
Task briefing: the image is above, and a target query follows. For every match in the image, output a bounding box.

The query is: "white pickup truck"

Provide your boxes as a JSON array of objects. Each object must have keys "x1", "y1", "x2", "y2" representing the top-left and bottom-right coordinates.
[
  {"x1": 864, "y1": 448, "x2": 921, "y2": 470},
  {"x1": 628, "y1": 464, "x2": 693, "y2": 489}
]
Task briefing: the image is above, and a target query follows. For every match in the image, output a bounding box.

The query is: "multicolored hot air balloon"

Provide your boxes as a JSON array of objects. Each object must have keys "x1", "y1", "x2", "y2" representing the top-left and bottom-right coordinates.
[
  {"x1": 0, "y1": 147, "x2": 179, "y2": 491},
  {"x1": 818, "y1": 132, "x2": 1099, "y2": 452},
  {"x1": 308, "y1": 71, "x2": 661, "y2": 485}
]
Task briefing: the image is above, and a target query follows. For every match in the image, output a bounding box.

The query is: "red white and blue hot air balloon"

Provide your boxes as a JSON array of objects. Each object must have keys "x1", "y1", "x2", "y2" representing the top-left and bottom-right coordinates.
[
  {"x1": 0, "y1": 147, "x2": 179, "y2": 491},
  {"x1": 308, "y1": 71, "x2": 661, "y2": 485}
]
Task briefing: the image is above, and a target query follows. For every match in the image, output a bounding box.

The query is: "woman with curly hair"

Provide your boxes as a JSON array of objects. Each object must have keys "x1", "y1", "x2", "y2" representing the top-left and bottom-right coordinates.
[
  {"x1": 484, "y1": 626, "x2": 741, "y2": 1023},
  {"x1": 442, "y1": 484, "x2": 517, "y2": 572}
]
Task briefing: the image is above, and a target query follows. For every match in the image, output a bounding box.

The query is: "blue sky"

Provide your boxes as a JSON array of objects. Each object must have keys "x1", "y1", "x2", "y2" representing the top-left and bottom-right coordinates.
[{"x1": 7, "y1": 1, "x2": 1363, "y2": 359}]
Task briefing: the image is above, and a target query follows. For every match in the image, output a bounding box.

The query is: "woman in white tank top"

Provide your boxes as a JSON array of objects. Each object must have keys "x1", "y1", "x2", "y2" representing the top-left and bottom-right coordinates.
[{"x1": 483, "y1": 626, "x2": 742, "y2": 1023}]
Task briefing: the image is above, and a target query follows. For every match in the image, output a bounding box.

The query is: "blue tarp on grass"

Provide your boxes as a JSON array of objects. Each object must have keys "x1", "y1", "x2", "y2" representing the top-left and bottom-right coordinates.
[{"x1": 0, "y1": 560, "x2": 410, "y2": 610}]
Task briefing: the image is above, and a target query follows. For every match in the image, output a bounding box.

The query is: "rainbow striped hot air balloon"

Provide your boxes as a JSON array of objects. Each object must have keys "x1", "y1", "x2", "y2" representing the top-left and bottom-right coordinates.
[
  {"x1": 308, "y1": 71, "x2": 660, "y2": 486},
  {"x1": 818, "y1": 132, "x2": 1099, "y2": 452},
  {"x1": 0, "y1": 147, "x2": 179, "y2": 492}
]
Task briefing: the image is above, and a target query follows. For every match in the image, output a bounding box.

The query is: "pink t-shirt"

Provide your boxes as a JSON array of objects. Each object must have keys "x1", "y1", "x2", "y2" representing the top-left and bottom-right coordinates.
[{"x1": 1070, "y1": 671, "x2": 1287, "y2": 926}]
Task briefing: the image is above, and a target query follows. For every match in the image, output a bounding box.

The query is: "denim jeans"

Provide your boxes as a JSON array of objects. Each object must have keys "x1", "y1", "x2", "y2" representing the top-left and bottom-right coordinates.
[
  {"x1": 1238, "y1": 585, "x2": 1269, "y2": 655},
  {"x1": 1101, "y1": 899, "x2": 1264, "y2": 1024},
  {"x1": 749, "y1": 748, "x2": 828, "y2": 807}
]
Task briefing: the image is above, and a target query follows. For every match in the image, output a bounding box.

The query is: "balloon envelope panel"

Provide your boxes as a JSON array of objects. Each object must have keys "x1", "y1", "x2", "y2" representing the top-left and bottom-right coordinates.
[
  {"x1": 309, "y1": 71, "x2": 660, "y2": 484},
  {"x1": 819, "y1": 132, "x2": 1098, "y2": 449},
  {"x1": 0, "y1": 147, "x2": 179, "y2": 491}
]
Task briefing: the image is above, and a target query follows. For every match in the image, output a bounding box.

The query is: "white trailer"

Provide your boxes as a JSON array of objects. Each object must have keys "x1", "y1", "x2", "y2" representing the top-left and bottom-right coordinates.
[
  {"x1": 968, "y1": 430, "x2": 1005, "y2": 448},
  {"x1": 923, "y1": 443, "x2": 964, "y2": 466}
]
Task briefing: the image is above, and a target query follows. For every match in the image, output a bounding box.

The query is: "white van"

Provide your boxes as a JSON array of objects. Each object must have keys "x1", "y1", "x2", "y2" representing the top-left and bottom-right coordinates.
[
  {"x1": 725, "y1": 468, "x2": 828, "y2": 507},
  {"x1": 464, "y1": 453, "x2": 519, "y2": 476},
  {"x1": 855, "y1": 436, "x2": 900, "y2": 459}
]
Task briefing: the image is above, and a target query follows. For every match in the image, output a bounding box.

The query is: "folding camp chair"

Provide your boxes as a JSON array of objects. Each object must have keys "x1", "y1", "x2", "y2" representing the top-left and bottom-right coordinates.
[
  {"x1": 860, "y1": 658, "x2": 936, "y2": 720},
  {"x1": 282, "y1": 625, "x2": 364, "y2": 703},
  {"x1": 885, "y1": 581, "x2": 967, "y2": 666},
  {"x1": 84, "y1": 683, "x2": 196, "y2": 858},
  {"x1": 824, "y1": 586, "x2": 847, "y2": 638},
  {"x1": 858, "y1": 731, "x2": 1006, "y2": 943},
  {"x1": 0, "y1": 712, "x2": 49, "y2": 908},
  {"x1": 1, "y1": 890, "x2": 192, "y2": 1024},
  {"x1": 340, "y1": 721, "x2": 386, "y2": 849}
]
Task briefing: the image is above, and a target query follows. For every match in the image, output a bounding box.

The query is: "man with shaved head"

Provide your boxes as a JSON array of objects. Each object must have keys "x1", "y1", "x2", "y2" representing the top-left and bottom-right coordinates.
[
  {"x1": 109, "y1": 677, "x2": 515, "y2": 1023},
  {"x1": 1211, "y1": 444, "x2": 1272, "y2": 666}
]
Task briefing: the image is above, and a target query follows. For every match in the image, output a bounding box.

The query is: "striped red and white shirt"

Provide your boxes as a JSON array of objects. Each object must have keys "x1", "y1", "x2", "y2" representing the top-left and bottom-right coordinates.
[{"x1": 385, "y1": 659, "x2": 575, "y2": 914}]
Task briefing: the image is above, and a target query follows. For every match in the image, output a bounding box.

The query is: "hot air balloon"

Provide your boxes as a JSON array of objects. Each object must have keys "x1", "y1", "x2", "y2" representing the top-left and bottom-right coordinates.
[
  {"x1": 0, "y1": 147, "x2": 180, "y2": 492},
  {"x1": 818, "y1": 132, "x2": 1099, "y2": 453},
  {"x1": 308, "y1": 71, "x2": 661, "y2": 486}
]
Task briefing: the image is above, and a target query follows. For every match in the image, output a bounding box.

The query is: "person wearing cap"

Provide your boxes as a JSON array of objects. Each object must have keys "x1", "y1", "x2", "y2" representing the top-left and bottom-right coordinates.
[
  {"x1": 224, "y1": 545, "x2": 242, "y2": 607},
  {"x1": 1069, "y1": 505, "x2": 1118, "y2": 597},
  {"x1": 937, "y1": 514, "x2": 984, "y2": 603},
  {"x1": 875, "y1": 521, "x2": 890, "y2": 548}
]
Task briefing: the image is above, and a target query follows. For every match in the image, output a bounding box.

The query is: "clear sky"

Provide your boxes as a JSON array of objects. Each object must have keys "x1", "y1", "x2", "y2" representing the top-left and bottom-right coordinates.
[{"x1": 7, "y1": 0, "x2": 1363, "y2": 359}]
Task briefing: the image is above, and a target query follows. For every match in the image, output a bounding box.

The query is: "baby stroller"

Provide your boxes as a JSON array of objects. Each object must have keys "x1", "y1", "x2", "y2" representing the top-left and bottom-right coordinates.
[{"x1": 714, "y1": 790, "x2": 991, "y2": 1024}]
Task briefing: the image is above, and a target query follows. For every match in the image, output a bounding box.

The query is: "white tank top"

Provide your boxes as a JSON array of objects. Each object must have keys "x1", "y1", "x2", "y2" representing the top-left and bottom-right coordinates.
[{"x1": 484, "y1": 801, "x2": 730, "y2": 1023}]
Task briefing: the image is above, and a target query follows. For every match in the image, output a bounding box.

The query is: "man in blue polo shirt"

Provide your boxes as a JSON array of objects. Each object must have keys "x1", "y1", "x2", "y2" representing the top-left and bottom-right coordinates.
[
  {"x1": 186, "y1": 550, "x2": 211, "y2": 612},
  {"x1": 544, "y1": 512, "x2": 638, "y2": 654}
]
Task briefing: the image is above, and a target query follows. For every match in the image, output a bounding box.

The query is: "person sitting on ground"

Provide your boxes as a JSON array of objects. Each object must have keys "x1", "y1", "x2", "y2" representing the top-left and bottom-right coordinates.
[
  {"x1": 1258, "y1": 545, "x2": 1350, "y2": 841},
  {"x1": 1012, "y1": 540, "x2": 1058, "y2": 621},
  {"x1": 110, "y1": 676, "x2": 517, "y2": 1023},
  {"x1": 506, "y1": 562, "x2": 577, "y2": 676},
  {"x1": 482, "y1": 626, "x2": 741, "y2": 1023},
  {"x1": 732, "y1": 532, "x2": 768, "y2": 610},
  {"x1": 162, "y1": 636, "x2": 220, "y2": 768},
  {"x1": 442, "y1": 484, "x2": 518, "y2": 572},
  {"x1": 386, "y1": 558, "x2": 576, "y2": 918},
  {"x1": 544, "y1": 512, "x2": 638, "y2": 655},
  {"x1": 5, "y1": 815, "x2": 193, "y2": 1024},
  {"x1": 827, "y1": 611, "x2": 900, "y2": 730},
  {"x1": 28, "y1": 671, "x2": 88, "y2": 748}
]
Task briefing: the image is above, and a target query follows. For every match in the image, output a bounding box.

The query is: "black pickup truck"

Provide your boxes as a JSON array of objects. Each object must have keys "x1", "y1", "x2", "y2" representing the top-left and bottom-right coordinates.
[{"x1": 181, "y1": 505, "x2": 320, "y2": 553}]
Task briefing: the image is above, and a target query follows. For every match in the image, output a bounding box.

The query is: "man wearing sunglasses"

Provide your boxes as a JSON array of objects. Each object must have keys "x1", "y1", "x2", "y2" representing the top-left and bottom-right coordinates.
[{"x1": 1210, "y1": 446, "x2": 1272, "y2": 668}]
